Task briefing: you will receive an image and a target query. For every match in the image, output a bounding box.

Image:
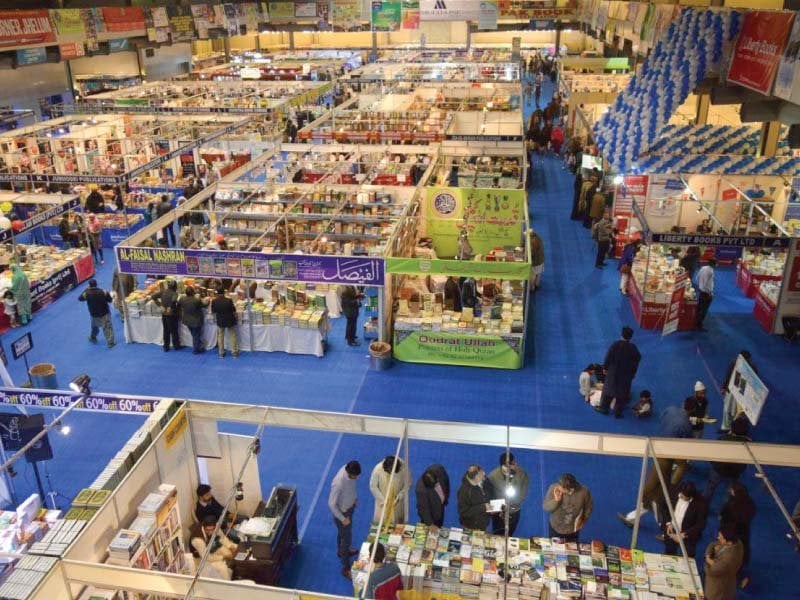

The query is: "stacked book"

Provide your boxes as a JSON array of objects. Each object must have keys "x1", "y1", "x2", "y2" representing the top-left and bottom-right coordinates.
[
  {"x1": 107, "y1": 530, "x2": 141, "y2": 565},
  {"x1": 352, "y1": 524, "x2": 704, "y2": 600},
  {"x1": 89, "y1": 400, "x2": 180, "y2": 491},
  {"x1": 0, "y1": 556, "x2": 58, "y2": 600},
  {"x1": 27, "y1": 519, "x2": 86, "y2": 558}
]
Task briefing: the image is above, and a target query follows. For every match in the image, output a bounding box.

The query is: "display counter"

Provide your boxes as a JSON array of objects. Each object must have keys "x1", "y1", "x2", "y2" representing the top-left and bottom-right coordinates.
[
  {"x1": 736, "y1": 249, "x2": 785, "y2": 298},
  {"x1": 352, "y1": 524, "x2": 702, "y2": 600},
  {"x1": 232, "y1": 486, "x2": 298, "y2": 586},
  {"x1": 626, "y1": 275, "x2": 697, "y2": 332},
  {"x1": 42, "y1": 212, "x2": 145, "y2": 248},
  {"x1": 753, "y1": 281, "x2": 779, "y2": 333}
]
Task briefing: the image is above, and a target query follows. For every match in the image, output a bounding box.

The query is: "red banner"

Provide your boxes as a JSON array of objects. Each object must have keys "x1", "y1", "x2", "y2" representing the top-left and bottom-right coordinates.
[
  {"x1": 728, "y1": 10, "x2": 795, "y2": 95},
  {"x1": 0, "y1": 10, "x2": 55, "y2": 48},
  {"x1": 101, "y1": 7, "x2": 145, "y2": 33},
  {"x1": 663, "y1": 271, "x2": 688, "y2": 336},
  {"x1": 58, "y1": 42, "x2": 84, "y2": 60}
]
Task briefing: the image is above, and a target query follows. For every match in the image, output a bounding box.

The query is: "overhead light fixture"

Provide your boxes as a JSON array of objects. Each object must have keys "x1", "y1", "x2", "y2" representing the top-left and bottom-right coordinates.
[
  {"x1": 56, "y1": 422, "x2": 71, "y2": 436},
  {"x1": 69, "y1": 374, "x2": 91, "y2": 395}
]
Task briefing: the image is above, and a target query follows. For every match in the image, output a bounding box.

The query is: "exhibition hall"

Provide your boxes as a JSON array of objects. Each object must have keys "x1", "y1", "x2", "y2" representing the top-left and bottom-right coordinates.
[{"x1": 0, "y1": 2, "x2": 798, "y2": 600}]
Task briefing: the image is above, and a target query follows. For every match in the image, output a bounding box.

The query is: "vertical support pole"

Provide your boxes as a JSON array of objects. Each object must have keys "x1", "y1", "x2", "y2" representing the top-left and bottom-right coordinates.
[
  {"x1": 760, "y1": 121, "x2": 780, "y2": 158},
  {"x1": 630, "y1": 441, "x2": 650, "y2": 548},
  {"x1": 377, "y1": 286, "x2": 385, "y2": 342},
  {"x1": 694, "y1": 92, "x2": 710, "y2": 126},
  {"x1": 402, "y1": 418, "x2": 409, "y2": 521}
]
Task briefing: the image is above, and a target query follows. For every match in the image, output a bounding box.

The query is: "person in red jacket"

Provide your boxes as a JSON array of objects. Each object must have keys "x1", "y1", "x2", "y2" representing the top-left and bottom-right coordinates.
[{"x1": 364, "y1": 543, "x2": 403, "y2": 600}]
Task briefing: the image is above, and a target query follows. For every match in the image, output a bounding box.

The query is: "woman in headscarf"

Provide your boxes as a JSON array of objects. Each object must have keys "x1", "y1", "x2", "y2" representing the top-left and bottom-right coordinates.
[{"x1": 10, "y1": 265, "x2": 31, "y2": 325}]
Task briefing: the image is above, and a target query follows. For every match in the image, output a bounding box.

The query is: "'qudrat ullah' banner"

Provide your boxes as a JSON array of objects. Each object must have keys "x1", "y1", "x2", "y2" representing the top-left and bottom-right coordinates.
[{"x1": 393, "y1": 330, "x2": 523, "y2": 369}]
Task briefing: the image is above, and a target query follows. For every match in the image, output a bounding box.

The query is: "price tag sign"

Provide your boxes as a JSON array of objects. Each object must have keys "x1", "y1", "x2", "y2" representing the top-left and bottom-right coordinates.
[{"x1": 11, "y1": 333, "x2": 32, "y2": 360}]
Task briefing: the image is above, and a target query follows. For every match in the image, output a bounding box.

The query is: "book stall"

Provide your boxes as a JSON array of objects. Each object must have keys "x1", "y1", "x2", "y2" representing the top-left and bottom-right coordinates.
[
  {"x1": 386, "y1": 152, "x2": 531, "y2": 369},
  {"x1": 231, "y1": 143, "x2": 435, "y2": 190},
  {"x1": 191, "y1": 49, "x2": 359, "y2": 83},
  {"x1": 73, "y1": 74, "x2": 142, "y2": 98},
  {"x1": 16, "y1": 392, "x2": 777, "y2": 600},
  {"x1": 0, "y1": 192, "x2": 94, "y2": 331},
  {"x1": 559, "y1": 73, "x2": 630, "y2": 136},
  {"x1": 343, "y1": 61, "x2": 521, "y2": 85},
  {"x1": 356, "y1": 83, "x2": 522, "y2": 117},
  {"x1": 0, "y1": 113, "x2": 251, "y2": 243}
]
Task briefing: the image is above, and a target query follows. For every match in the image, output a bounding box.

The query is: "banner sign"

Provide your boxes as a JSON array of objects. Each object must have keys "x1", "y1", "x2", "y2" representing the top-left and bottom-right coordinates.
[
  {"x1": 649, "y1": 233, "x2": 792, "y2": 248},
  {"x1": 402, "y1": 0, "x2": 420, "y2": 29},
  {"x1": 100, "y1": 7, "x2": 145, "y2": 33},
  {"x1": 502, "y1": 6, "x2": 576, "y2": 20},
  {"x1": 0, "y1": 197, "x2": 79, "y2": 243},
  {"x1": 386, "y1": 256, "x2": 530, "y2": 280},
  {"x1": 30, "y1": 254, "x2": 93, "y2": 312},
  {"x1": 15, "y1": 47, "x2": 47, "y2": 66},
  {"x1": 0, "y1": 387, "x2": 161, "y2": 414},
  {"x1": 63, "y1": 102, "x2": 274, "y2": 115},
  {"x1": 0, "y1": 10, "x2": 56, "y2": 48},
  {"x1": 729, "y1": 353, "x2": 768, "y2": 426},
  {"x1": 393, "y1": 330, "x2": 523, "y2": 369},
  {"x1": 168, "y1": 6, "x2": 195, "y2": 41},
  {"x1": 775, "y1": 16, "x2": 800, "y2": 106},
  {"x1": 662, "y1": 271, "x2": 688, "y2": 336},
  {"x1": 727, "y1": 10, "x2": 795, "y2": 95},
  {"x1": 10, "y1": 333, "x2": 32, "y2": 360},
  {"x1": 50, "y1": 9, "x2": 85, "y2": 37},
  {"x1": 0, "y1": 173, "x2": 122, "y2": 184},
  {"x1": 425, "y1": 187, "x2": 525, "y2": 258},
  {"x1": 58, "y1": 42, "x2": 85, "y2": 60},
  {"x1": 116, "y1": 246, "x2": 385, "y2": 286},
  {"x1": 420, "y1": 0, "x2": 480, "y2": 21},
  {"x1": 372, "y1": 1, "x2": 401, "y2": 31}
]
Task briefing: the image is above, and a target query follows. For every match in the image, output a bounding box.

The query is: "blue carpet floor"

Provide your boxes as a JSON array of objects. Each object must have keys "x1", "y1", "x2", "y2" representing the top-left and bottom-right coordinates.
[{"x1": 0, "y1": 77, "x2": 798, "y2": 597}]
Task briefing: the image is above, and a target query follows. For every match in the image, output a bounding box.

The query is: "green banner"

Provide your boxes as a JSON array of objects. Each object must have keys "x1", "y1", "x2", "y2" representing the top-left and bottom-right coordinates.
[
  {"x1": 267, "y1": 1, "x2": 295, "y2": 20},
  {"x1": 393, "y1": 330, "x2": 523, "y2": 369},
  {"x1": 371, "y1": 1, "x2": 401, "y2": 31},
  {"x1": 425, "y1": 187, "x2": 525, "y2": 258},
  {"x1": 386, "y1": 257, "x2": 530, "y2": 280},
  {"x1": 51, "y1": 9, "x2": 86, "y2": 36},
  {"x1": 115, "y1": 98, "x2": 149, "y2": 107}
]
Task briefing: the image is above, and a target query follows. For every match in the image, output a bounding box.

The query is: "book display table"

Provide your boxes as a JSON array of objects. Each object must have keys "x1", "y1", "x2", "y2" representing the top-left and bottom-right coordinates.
[
  {"x1": 626, "y1": 276, "x2": 697, "y2": 332},
  {"x1": 125, "y1": 315, "x2": 328, "y2": 357},
  {"x1": 352, "y1": 524, "x2": 703, "y2": 600},
  {"x1": 736, "y1": 258, "x2": 783, "y2": 299}
]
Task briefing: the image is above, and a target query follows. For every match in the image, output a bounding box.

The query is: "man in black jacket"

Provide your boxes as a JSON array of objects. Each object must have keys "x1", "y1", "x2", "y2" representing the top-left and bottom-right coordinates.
[
  {"x1": 659, "y1": 481, "x2": 707, "y2": 558},
  {"x1": 340, "y1": 285, "x2": 362, "y2": 346},
  {"x1": 598, "y1": 326, "x2": 641, "y2": 418},
  {"x1": 156, "y1": 194, "x2": 175, "y2": 247},
  {"x1": 457, "y1": 465, "x2": 493, "y2": 531},
  {"x1": 84, "y1": 189, "x2": 105, "y2": 214},
  {"x1": 704, "y1": 416, "x2": 751, "y2": 504},
  {"x1": 211, "y1": 288, "x2": 238, "y2": 358},
  {"x1": 180, "y1": 286, "x2": 208, "y2": 354},
  {"x1": 78, "y1": 279, "x2": 115, "y2": 348},
  {"x1": 154, "y1": 279, "x2": 182, "y2": 352},
  {"x1": 415, "y1": 464, "x2": 450, "y2": 527}
]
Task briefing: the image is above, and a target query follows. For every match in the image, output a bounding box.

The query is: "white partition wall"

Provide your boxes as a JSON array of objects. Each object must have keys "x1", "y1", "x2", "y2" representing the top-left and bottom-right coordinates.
[{"x1": 201, "y1": 434, "x2": 263, "y2": 519}]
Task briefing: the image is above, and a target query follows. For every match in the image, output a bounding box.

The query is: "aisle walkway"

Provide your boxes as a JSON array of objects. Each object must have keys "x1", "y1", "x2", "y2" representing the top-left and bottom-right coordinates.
[{"x1": 0, "y1": 75, "x2": 797, "y2": 597}]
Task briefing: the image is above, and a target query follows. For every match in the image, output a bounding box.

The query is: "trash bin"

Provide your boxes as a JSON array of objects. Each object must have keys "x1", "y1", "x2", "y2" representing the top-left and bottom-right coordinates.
[
  {"x1": 29, "y1": 363, "x2": 58, "y2": 389},
  {"x1": 368, "y1": 341, "x2": 392, "y2": 371}
]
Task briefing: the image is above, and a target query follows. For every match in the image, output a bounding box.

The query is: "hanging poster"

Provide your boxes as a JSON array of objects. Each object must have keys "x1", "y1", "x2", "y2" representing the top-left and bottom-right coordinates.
[
  {"x1": 267, "y1": 2, "x2": 295, "y2": 20},
  {"x1": 479, "y1": 0, "x2": 498, "y2": 31},
  {"x1": 58, "y1": 42, "x2": 85, "y2": 60},
  {"x1": 401, "y1": 0, "x2": 420, "y2": 30},
  {"x1": 191, "y1": 5, "x2": 211, "y2": 38},
  {"x1": 774, "y1": 16, "x2": 800, "y2": 105},
  {"x1": 15, "y1": 47, "x2": 47, "y2": 66},
  {"x1": 239, "y1": 3, "x2": 260, "y2": 32},
  {"x1": 100, "y1": 7, "x2": 146, "y2": 33},
  {"x1": 332, "y1": 0, "x2": 362, "y2": 28},
  {"x1": 0, "y1": 10, "x2": 56, "y2": 48},
  {"x1": 223, "y1": 3, "x2": 239, "y2": 35},
  {"x1": 371, "y1": 1, "x2": 401, "y2": 31},
  {"x1": 645, "y1": 174, "x2": 682, "y2": 221},
  {"x1": 150, "y1": 6, "x2": 169, "y2": 28},
  {"x1": 80, "y1": 8, "x2": 99, "y2": 52},
  {"x1": 727, "y1": 10, "x2": 795, "y2": 95},
  {"x1": 168, "y1": 6, "x2": 195, "y2": 42},
  {"x1": 50, "y1": 9, "x2": 85, "y2": 38},
  {"x1": 295, "y1": 2, "x2": 318, "y2": 18},
  {"x1": 728, "y1": 353, "x2": 769, "y2": 425}
]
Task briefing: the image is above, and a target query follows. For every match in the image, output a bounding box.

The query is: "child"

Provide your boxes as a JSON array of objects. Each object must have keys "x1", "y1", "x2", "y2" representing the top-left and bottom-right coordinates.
[
  {"x1": 580, "y1": 364, "x2": 603, "y2": 406},
  {"x1": 3, "y1": 290, "x2": 18, "y2": 327},
  {"x1": 632, "y1": 390, "x2": 653, "y2": 418}
]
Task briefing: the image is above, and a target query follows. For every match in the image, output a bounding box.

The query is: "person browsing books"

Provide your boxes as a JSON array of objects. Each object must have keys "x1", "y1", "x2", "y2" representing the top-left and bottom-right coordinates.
[
  {"x1": 363, "y1": 542, "x2": 403, "y2": 600},
  {"x1": 329, "y1": 460, "x2": 361, "y2": 579},
  {"x1": 487, "y1": 452, "x2": 529, "y2": 536},
  {"x1": 415, "y1": 464, "x2": 450, "y2": 528},
  {"x1": 542, "y1": 473, "x2": 593, "y2": 542},
  {"x1": 457, "y1": 465, "x2": 493, "y2": 531},
  {"x1": 370, "y1": 457, "x2": 411, "y2": 525}
]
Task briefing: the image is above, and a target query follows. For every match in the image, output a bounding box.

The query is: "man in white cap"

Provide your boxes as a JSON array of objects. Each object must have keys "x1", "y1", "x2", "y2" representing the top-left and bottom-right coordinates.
[{"x1": 685, "y1": 381, "x2": 709, "y2": 439}]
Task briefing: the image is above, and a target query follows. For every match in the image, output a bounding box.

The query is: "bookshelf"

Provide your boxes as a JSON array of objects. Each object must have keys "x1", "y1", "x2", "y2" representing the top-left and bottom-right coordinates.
[{"x1": 107, "y1": 484, "x2": 188, "y2": 600}]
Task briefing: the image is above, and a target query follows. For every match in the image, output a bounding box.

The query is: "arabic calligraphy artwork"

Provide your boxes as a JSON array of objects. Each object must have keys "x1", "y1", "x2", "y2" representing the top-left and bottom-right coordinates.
[{"x1": 116, "y1": 246, "x2": 385, "y2": 286}]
